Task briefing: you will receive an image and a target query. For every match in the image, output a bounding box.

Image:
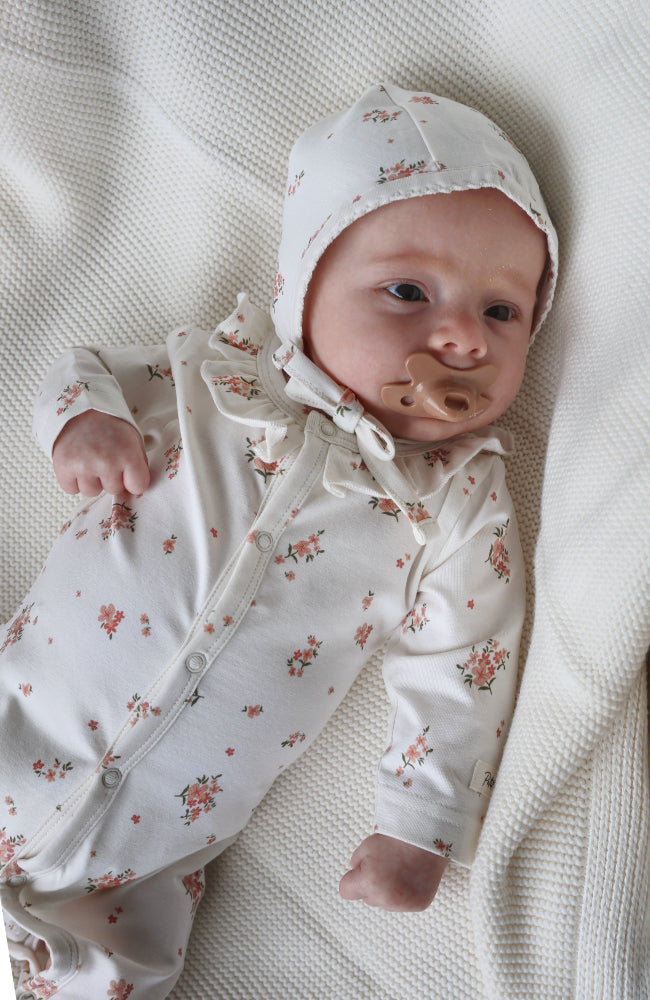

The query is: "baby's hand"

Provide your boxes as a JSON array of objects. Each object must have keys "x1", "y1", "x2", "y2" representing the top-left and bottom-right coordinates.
[
  {"x1": 339, "y1": 833, "x2": 448, "y2": 912},
  {"x1": 52, "y1": 410, "x2": 150, "y2": 497}
]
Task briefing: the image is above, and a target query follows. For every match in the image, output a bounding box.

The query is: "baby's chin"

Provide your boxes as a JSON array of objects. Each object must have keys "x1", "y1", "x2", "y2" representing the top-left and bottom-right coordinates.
[{"x1": 371, "y1": 406, "x2": 502, "y2": 444}]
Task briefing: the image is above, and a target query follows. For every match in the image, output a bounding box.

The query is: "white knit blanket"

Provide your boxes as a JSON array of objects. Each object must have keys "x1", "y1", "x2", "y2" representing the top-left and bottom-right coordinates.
[{"x1": 2, "y1": 2, "x2": 648, "y2": 997}]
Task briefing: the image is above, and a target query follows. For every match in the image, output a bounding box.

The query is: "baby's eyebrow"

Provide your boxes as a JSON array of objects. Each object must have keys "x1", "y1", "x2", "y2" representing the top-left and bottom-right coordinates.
[{"x1": 367, "y1": 252, "x2": 539, "y2": 296}]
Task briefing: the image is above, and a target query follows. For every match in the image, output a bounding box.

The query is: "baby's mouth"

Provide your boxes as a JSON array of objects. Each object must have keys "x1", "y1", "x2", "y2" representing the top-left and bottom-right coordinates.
[{"x1": 380, "y1": 353, "x2": 498, "y2": 423}]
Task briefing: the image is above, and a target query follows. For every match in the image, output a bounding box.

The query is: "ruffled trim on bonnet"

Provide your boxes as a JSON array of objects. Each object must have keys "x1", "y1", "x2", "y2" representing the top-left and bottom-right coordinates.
[{"x1": 202, "y1": 295, "x2": 514, "y2": 544}]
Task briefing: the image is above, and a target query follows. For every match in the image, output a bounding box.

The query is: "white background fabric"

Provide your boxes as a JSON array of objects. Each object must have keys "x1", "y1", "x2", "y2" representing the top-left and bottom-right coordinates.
[{"x1": 1, "y1": 2, "x2": 648, "y2": 997}]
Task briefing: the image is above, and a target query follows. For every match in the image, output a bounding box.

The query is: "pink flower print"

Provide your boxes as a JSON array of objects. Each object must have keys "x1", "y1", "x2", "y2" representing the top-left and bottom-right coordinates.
[
  {"x1": 33, "y1": 758, "x2": 73, "y2": 781},
  {"x1": 363, "y1": 108, "x2": 403, "y2": 124},
  {"x1": 140, "y1": 614, "x2": 152, "y2": 637},
  {"x1": 1, "y1": 603, "x2": 34, "y2": 654},
  {"x1": 279, "y1": 529, "x2": 325, "y2": 578},
  {"x1": 245, "y1": 437, "x2": 287, "y2": 481},
  {"x1": 354, "y1": 623, "x2": 373, "y2": 649},
  {"x1": 287, "y1": 635, "x2": 323, "y2": 677},
  {"x1": 490, "y1": 492, "x2": 498, "y2": 502},
  {"x1": 401, "y1": 603, "x2": 429, "y2": 634},
  {"x1": 19, "y1": 682, "x2": 33, "y2": 697},
  {"x1": 272, "y1": 270, "x2": 285, "y2": 304},
  {"x1": 126, "y1": 692, "x2": 161, "y2": 726},
  {"x1": 88, "y1": 719, "x2": 99, "y2": 731},
  {"x1": 287, "y1": 169, "x2": 304, "y2": 196},
  {"x1": 176, "y1": 775, "x2": 223, "y2": 826},
  {"x1": 377, "y1": 159, "x2": 441, "y2": 184},
  {"x1": 467, "y1": 600, "x2": 475, "y2": 610},
  {"x1": 98, "y1": 604, "x2": 125, "y2": 639},
  {"x1": 163, "y1": 535, "x2": 177, "y2": 554},
  {"x1": 369, "y1": 496, "x2": 401, "y2": 520},
  {"x1": 362, "y1": 591, "x2": 374, "y2": 612},
  {"x1": 399, "y1": 726, "x2": 434, "y2": 775},
  {"x1": 406, "y1": 501, "x2": 430, "y2": 524},
  {"x1": 4, "y1": 796, "x2": 16, "y2": 817},
  {"x1": 409, "y1": 95, "x2": 439, "y2": 105},
  {"x1": 486, "y1": 520, "x2": 511, "y2": 582},
  {"x1": 131, "y1": 814, "x2": 140, "y2": 824},
  {"x1": 0, "y1": 828, "x2": 26, "y2": 868},
  {"x1": 100, "y1": 501, "x2": 137, "y2": 540},
  {"x1": 223, "y1": 615, "x2": 233, "y2": 626},
  {"x1": 434, "y1": 839, "x2": 453, "y2": 858},
  {"x1": 182, "y1": 868, "x2": 206, "y2": 914},
  {"x1": 457, "y1": 638, "x2": 510, "y2": 693},
  {"x1": 56, "y1": 379, "x2": 89, "y2": 415},
  {"x1": 217, "y1": 329, "x2": 260, "y2": 355},
  {"x1": 19, "y1": 974, "x2": 59, "y2": 998},
  {"x1": 164, "y1": 440, "x2": 183, "y2": 479},
  {"x1": 107, "y1": 979, "x2": 134, "y2": 1000},
  {"x1": 242, "y1": 704, "x2": 263, "y2": 718},
  {"x1": 213, "y1": 374, "x2": 261, "y2": 400},
  {"x1": 146, "y1": 362, "x2": 175, "y2": 386},
  {"x1": 281, "y1": 731, "x2": 306, "y2": 749}
]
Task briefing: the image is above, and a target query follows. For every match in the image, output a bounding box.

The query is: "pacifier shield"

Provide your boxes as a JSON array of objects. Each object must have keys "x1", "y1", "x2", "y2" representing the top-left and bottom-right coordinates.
[{"x1": 380, "y1": 353, "x2": 498, "y2": 423}]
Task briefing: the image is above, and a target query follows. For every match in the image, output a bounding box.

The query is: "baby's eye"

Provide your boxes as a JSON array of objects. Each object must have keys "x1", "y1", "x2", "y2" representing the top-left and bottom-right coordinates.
[
  {"x1": 484, "y1": 304, "x2": 515, "y2": 322},
  {"x1": 385, "y1": 283, "x2": 426, "y2": 302}
]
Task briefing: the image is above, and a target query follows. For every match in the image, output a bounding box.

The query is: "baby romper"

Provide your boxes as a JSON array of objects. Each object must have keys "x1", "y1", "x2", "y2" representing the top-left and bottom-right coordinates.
[{"x1": 1, "y1": 298, "x2": 524, "y2": 998}]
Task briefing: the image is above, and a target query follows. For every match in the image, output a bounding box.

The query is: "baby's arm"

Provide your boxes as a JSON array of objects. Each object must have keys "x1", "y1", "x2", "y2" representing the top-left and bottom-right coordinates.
[
  {"x1": 52, "y1": 410, "x2": 150, "y2": 497},
  {"x1": 33, "y1": 342, "x2": 177, "y2": 496},
  {"x1": 339, "y1": 833, "x2": 448, "y2": 911}
]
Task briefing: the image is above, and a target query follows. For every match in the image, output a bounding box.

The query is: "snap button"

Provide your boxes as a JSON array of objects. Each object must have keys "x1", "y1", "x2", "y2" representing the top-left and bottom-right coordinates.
[
  {"x1": 255, "y1": 531, "x2": 274, "y2": 552},
  {"x1": 7, "y1": 872, "x2": 28, "y2": 887},
  {"x1": 320, "y1": 419, "x2": 336, "y2": 438},
  {"x1": 102, "y1": 767, "x2": 122, "y2": 789},
  {"x1": 19, "y1": 993, "x2": 36, "y2": 1000},
  {"x1": 185, "y1": 651, "x2": 207, "y2": 674}
]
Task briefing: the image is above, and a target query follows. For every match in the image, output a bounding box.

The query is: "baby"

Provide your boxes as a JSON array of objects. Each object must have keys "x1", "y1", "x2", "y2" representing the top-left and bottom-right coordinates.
[{"x1": 1, "y1": 83, "x2": 557, "y2": 999}]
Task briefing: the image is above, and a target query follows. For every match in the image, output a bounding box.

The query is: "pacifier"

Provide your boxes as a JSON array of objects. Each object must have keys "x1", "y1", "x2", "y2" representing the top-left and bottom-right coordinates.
[{"x1": 380, "y1": 353, "x2": 498, "y2": 423}]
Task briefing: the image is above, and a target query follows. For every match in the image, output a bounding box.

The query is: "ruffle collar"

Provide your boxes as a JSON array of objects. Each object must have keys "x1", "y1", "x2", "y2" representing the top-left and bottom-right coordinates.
[{"x1": 202, "y1": 294, "x2": 513, "y2": 543}]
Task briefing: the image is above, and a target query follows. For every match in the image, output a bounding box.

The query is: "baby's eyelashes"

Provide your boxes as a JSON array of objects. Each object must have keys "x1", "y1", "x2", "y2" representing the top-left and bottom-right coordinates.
[{"x1": 385, "y1": 282, "x2": 427, "y2": 302}]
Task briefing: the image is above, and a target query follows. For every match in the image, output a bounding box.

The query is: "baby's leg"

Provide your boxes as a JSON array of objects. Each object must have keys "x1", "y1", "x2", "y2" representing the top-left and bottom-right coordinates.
[{"x1": 5, "y1": 839, "x2": 234, "y2": 999}]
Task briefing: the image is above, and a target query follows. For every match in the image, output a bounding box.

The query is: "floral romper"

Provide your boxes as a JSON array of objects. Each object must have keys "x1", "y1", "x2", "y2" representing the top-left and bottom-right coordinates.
[{"x1": 0, "y1": 297, "x2": 524, "y2": 998}]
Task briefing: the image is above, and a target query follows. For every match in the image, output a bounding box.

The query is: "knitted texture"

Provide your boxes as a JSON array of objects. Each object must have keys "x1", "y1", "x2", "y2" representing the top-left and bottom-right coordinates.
[{"x1": 1, "y1": 2, "x2": 648, "y2": 997}]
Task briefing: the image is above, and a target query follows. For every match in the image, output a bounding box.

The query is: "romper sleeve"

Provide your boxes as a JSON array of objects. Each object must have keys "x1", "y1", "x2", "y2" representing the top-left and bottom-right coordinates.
[
  {"x1": 373, "y1": 453, "x2": 525, "y2": 867},
  {"x1": 32, "y1": 342, "x2": 176, "y2": 459}
]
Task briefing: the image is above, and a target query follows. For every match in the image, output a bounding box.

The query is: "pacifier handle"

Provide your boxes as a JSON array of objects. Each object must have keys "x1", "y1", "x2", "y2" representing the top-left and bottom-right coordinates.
[{"x1": 380, "y1": 353, "x2": 498, "y2": 423}]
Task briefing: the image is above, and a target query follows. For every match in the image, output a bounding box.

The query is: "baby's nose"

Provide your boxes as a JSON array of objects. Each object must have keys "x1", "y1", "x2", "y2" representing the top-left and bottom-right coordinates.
[{"x1": 428, "y1": 313, "x2": 488, "y2": 359}]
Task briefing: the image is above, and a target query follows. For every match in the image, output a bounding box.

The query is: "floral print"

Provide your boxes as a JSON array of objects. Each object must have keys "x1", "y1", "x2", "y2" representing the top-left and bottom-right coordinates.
[
  {"x1": 86, "y1": 869, "x2": 136, "y2": 893},
  {"x1": 107, "y1": 981, "x2": 134, "y2": 1000},
  {"x1": 486, "y1": 520, "x2": 511, "y2": 582},
  {"x1": 56, "y1": 379, "x2": 89, "y2": 415},
  {"x1": 147, "y1": 362, "x2": 174, "y2": 386},
  {"x1": 363, "y1": 108, "x2": 403, "y2": 124},
  {"x1": 0, "y1": 603, "x2": 33, "y2": 654},
  {"x1": 369, "y1": 496, "x2": 401, "y2": 520},
  {"x1": 217, "y1": 329, "x2": 259, "y2": 355},
  {"x1": 100, "y1": 502, "x2": 137, "y2": 540},
  {"x1": 281, "y1": 731, "x2": 306, "y2": 749},
  {"x1": 176, "y1": 775, "x2": 223, "y2": 825},
  {"x1": 287, "y1": 635, "x2": 322, "y2": 676},
  {"x1": 456, "y1": 639, "x2": 510, "y2": 693},
  {"x1": 396, "y1": 726, "x2": 434, "y2": 778},
  {"x1": 33, "y1": 758, "x2": 73, "y2": 781},
  {"x1": 354, "y1": 623, "x2": 373, "y2": 649},
  {"x1": 18, "y1": 975, "x2": 59, "y2": 998},
  {"x1": 182, "y1": 868, "x2": 205, "y2": 914},
  {"x1": 126, "y1": 692, "x2": 161, "y2": 725},
  {"x1": 164, "y1": 440, "x2": 183, "y2": 479},
  {"x1": 98, "y1": 604, "x2": 125, "y2": 639},
  {"x1": 275, "y1": 529, "x2": 325, "y2": 576},
  {"x1": 212, "y1": 374, "x2": 261, "y2": 400},
  {"x1": 401, "y1": 604, "x2": 429, "y2": 633}
]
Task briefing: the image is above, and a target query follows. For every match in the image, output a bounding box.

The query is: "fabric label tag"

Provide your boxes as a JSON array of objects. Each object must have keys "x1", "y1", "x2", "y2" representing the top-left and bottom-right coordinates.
[{"x1": 469, "y1": 760, "x2": 497, "y2": 798}]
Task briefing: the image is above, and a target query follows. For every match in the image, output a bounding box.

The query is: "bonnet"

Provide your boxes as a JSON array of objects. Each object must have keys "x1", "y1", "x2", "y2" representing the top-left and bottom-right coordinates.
[{"x1": 271, "y1": 83, "x2": 558, "y2": 459}]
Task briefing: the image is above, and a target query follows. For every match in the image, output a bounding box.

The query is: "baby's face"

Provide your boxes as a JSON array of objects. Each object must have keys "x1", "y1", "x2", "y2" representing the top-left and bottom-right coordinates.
[{"x1": 302, "y1": 189, "x2": 548, "y2": 442}]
